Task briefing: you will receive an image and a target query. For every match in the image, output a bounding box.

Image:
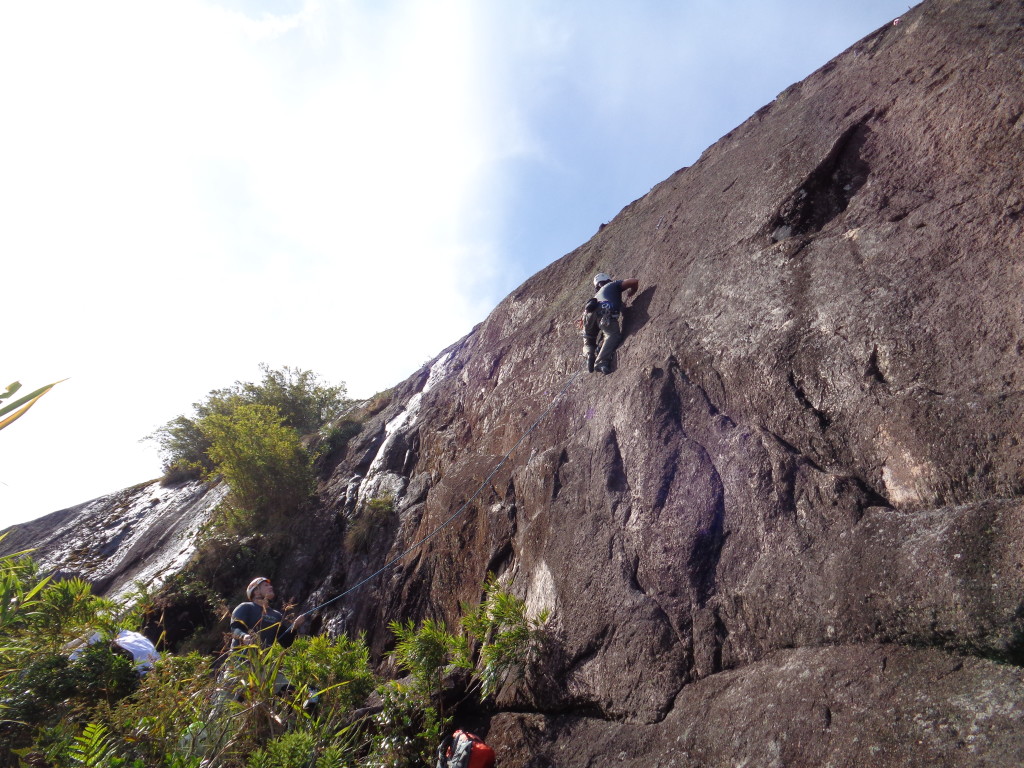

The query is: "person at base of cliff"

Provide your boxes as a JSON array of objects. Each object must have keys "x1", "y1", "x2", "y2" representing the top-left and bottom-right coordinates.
[
  {"x1": 230, "y1": 576, "x2": 307, "y2": 652},
  {"x1": 580, "y1": 272, "x2": 639, "y2": 374},
  {"x1": 228, "y1": 576, "x2": 310, "y2": 698}
]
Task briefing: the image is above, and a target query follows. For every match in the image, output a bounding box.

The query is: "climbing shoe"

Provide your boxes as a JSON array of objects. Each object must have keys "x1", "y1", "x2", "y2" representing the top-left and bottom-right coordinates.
[
  {"x1": 586, "y1": 351, "x2": 596, "y2": 373},
  {"x1": 596, "y1": 362, "x2": 610, "y2": 375}
]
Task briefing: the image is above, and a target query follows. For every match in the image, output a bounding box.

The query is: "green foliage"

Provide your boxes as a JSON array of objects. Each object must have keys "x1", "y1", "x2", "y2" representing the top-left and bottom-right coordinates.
[
  {"x1": 220, "y1": 648, "x2": 296, "y2": 756},
  {"x1": 364, "y1": 682, "x2": 443, "y2": 768},
  {"x1": 147, "y1": 366, "x2": 347, "y2": 601},
  {"x1": 316, "y1": 744, "x2": 351, "y2": 768},
  {"x1": 34, "y1": 578, "x2": 123, "y2": 649},
  {"x1": 247, "y1": 730, "x2": 318, "y2": 768},
  {"x1": 139, "y1": 572, "x2": 223, "y2": 654},
  {"x1": 0, "y1": 546, "x2": 551, "y2": 768},
  {"x1": 148, "y1": 365, "x2": 340, "y2": 547},
  {"x1": 388, "y1": 618, "x2": 469, "y2": 713},
  {"x1": 68, "y1": 722, "x2": 129, "y2": 767},
  {"x1": 2, "y1": 653, "x2": 77, "y2": 725},
  {"x1": 148, "y1": 364, "x2": 348, "y2": 476},
  {"x1": 67, "y1": 643, "x2": 139, "y2": 704},
  {"x1": 5, "y1": 640, "x2": 139, "y2": 720},
  {"x1": 0, "y1": 547, "x2": 138, "y2": 761},
  {"x1": 238, "y1": 365, "x2": 348, "y2": 436},
  {"x1": 0, "y1": 379, "x2": 64, "y2": 432},
  {"x1": 246, "y1": 726, "x2": 359, "y2": 768},
  {"x1": 320, "y1": 420, "x2": 362, "y2": 460},
  {"x1": 0, "y1": 551, "x2": 52, "y2": 647},
  {"x1": 345, "y1": 495, "x2": 394, "y2": 554},
  {"x1": 387, "y1": 576, "x2": 549, "y2": 708},
  {"x1": 153, "y1": 415, "x2": 210, "y2": 480},
  {"x1": 0, "y1": 545, "x2": 119, "y2": 660},
  {"x1": 230, "y1": 637, "x2": 370, "y2": 767},
  {"x1": 366, "y1": 495, "x2": 395, "y2": 517},
  {"x1": 461, "y1": 575, "x2": 549, "y2": 698},
  {"x1": 248, "y1": 728, "x2": 354, "y2": 768},
  {"x1": 201, "y1": 403, "x2": 314, "y2": 526},
  {"x1": 283, "y1": 635, "x2": 375, "y2": 713},
  {"x1": 107, "y1": 653, "x2": 221, "y2": 766}
]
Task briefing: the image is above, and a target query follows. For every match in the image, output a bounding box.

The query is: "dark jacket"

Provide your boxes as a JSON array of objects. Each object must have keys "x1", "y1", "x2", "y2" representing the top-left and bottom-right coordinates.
[
  {"x1": 229, "y1": 601, "x2": 300, "y2": 650},
  {"x1": 591, "y1": 280, "x2": 626, "y2": 312}
]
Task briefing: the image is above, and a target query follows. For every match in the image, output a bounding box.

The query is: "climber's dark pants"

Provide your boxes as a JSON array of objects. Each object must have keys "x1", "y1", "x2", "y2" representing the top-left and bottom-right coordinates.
[{"x1": 582, "y1": 309, "x2": 622, "y2": 368}]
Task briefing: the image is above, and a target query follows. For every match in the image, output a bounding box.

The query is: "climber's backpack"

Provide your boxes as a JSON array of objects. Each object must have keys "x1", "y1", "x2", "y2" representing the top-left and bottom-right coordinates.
[{"x1": 435, "y1": 729, "x2": 496, "y2": 768}]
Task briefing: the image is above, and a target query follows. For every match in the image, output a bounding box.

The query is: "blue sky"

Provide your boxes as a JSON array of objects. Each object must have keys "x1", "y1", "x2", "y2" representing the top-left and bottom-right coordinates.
[{"x1": 0, "y1": 0, "x2": 914, "y2": 526}]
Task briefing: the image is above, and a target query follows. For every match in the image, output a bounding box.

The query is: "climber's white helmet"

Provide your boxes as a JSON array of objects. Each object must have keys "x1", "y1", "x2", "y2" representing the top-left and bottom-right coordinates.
[{"x1": 593, "y1": 273, "x2": 612, "y2": 289}]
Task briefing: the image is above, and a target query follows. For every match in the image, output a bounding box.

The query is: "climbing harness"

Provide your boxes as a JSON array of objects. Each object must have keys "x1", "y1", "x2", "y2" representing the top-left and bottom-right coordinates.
[{"x1": 298, "y1": 363, "x2": 589, "y2": 619}]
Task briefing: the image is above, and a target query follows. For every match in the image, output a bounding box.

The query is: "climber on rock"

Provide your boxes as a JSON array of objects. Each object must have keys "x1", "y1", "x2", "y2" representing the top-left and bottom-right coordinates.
[{"x1": 580, "y1": 272, "x2": 639, "y2": 374}]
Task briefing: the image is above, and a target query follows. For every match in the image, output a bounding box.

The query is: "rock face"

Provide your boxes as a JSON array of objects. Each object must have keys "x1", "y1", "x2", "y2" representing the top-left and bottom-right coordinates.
[
  {"x1": 310, "y1": 0, "x2": 1024, "y2": 764},
  {"x1": 8, "y1": 0, "x2": 1024, "y2": 764},
  {"x1": 0, "y1": 480, "x2": 226, "y2": 600}
]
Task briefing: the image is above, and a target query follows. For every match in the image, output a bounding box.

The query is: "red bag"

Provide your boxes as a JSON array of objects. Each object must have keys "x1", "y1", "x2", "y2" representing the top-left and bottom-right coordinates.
[{"x1": 445, "y1": 730, "x2": 496, "y2": 768}]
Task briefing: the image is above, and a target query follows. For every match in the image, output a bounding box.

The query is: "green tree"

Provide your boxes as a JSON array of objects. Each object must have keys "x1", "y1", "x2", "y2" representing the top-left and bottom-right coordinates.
[
  {"x1": 148, "y1": 414, "x2": 218, "y2": 477},
  {"x1": 148, "y1": 365, "x2": 348, "y2": 477},
  {"x1": 199, "y1": 403, "x2": 314, "y2": 524},
  {"x1": 238, "y1": 364, "x2": 348, "y2": 436}
]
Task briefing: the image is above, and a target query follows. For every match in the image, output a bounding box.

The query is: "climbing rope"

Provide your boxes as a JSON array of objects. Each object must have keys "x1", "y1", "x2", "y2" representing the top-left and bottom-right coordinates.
[{"x1": 298, "y1": 364, "x2": 588, "y2": 619}]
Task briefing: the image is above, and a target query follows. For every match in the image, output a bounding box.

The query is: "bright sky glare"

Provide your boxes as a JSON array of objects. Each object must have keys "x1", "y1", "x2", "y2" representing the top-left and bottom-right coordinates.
[{"x1": 0, "y1": 0, "x2": 914, "y2": 527}]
